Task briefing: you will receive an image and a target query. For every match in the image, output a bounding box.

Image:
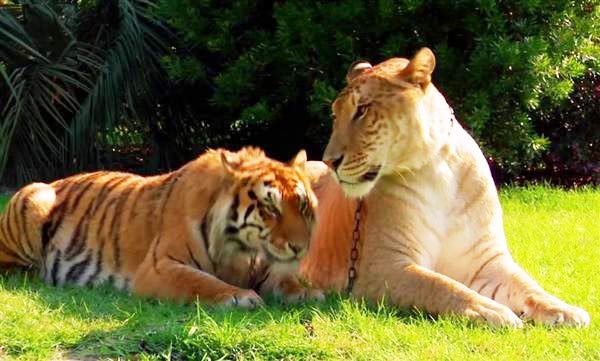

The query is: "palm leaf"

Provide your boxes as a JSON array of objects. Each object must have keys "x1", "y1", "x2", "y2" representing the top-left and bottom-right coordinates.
[
  {"x1": 69, "y1": 0, "x2": 167, "y2": 170},
  {"x1": 0, "y1": 0, "x2": 167, "y2": 185},
  {"x1": 0, "y1": 2, "x2": 100, "y2": 185}
]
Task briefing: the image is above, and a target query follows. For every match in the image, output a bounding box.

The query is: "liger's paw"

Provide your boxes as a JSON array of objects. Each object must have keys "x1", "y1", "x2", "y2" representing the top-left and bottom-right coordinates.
[
  {"x1": 463, "y1": 299, "x2": 524, "y2": 329},
  {"x1": 224, "y1": 289, "x2": 264, "y2": 309},
  {"x1": 283, "y1": 288, "x2": 326, "y2": 304},
  {"x1": 523, "y1": 295, "x2": 590, "y2": 327}
]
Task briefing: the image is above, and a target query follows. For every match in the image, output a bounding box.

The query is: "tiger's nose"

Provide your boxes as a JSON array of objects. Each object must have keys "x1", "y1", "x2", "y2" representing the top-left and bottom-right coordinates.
[
  {"x1": 325, "y1": 156, "x2": 343, "y2": 171},
  {"x1": 288, "y1": 243, "x2": 302, "y2": 255}
]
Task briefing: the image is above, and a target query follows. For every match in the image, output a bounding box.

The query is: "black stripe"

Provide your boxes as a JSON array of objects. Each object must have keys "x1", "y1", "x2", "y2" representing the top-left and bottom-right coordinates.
[
  {"x1": 128, "y1": 182, "x2": 148, "y2": 219},
  {"x1": 144, "y1": 173, "x2": 178, "y2": 238},
  {"x1": 96, "y1": 198, "x2": 118, "y2": 238},
  {"x1": 225, "y1": 226, "x2": 238, "y2": 234},
  {"x1": 158, "y1": 172, "x2": 181, "y2": 219},
  {"x1": 244, "y1": 204, "x2": 256, "y2": 222},
  {"x1": 230, "y1": 194, "x2": 240, "y2": 221},
  {"x1": 67, "y1": 176, "x2": 129, "y2": 265},
  {"x1": 477, "y1": 280, "x2": 492, "y2": 294},
  {"x1": 167, "y1": 253, "x2": 186, "y2": 264},
  {"x1": 247, "y1": 190, "x2": 257, "y2": 200},
  {"x1": 0, "y1": 234, "x2": 21, "y2": 259},
  {"x1": 19, "y1": 196, "x2": 36, "y2": 261},
  {"x1": 259, "y1": 229, "x2": 271, "y2": 239},
  {"x1": 4, "y1": 197, "x2": 21, "y2": 253},
  {"x1": 468, "y1": 253, "x2": 505, "y2": 287},
  {"x1": 90, "y1": 176, "x2": 129, "y2": 217},
  {"x1": 53, "y1": 180, "x2": 69, "y2": 196},
  {"x1": 54, "y1": 172, "x2": 97, "y2": 197},
  {"x1": 65, "y1": 250, "x2": 93, "y2": 283},
  {"x1": 152, "y1": 237, "x2": 161, "y2": 274},
  {"x1": 186, "y1": 243, "x2": 203, "y2": 271},
  {"x1": 109, "y1": 181, "x2": 136, "y2": 271},
  {"x1": 50, "y1": 250, "x2": 62, "y2": 286},
  {"x1": 228, "y1": 237, "x2": 251, "y2": 252},
  {"x1": 45, "y1": 202, "x2": 67, "y2": 256},
  {"x1": 253, "y1": 270, "x2": 270, "y2": 292},
  {"x1": 240, "y1": 223, "x2": 264, "y2": 232},
  {"x1": 491, "y1": 283, "x2": 502, "y2": 300},
  {"x1": 64, "y1": 191, "x2": 99, "y2": 261},
  {"x1": 200, "y1": 215, "x2": 210, "y2": 251},
  {"x1": 4, "y1": 198, "x2": 34, "y2": 263},
  {"x1": 200, "y1": 214, "x2": 216, "y2": 270},
  {"x1": 68, "y1": 178, "x2": 98, "y2": 213},
  {"x1": 85, "y1": 240, "x2": 104, "y2": 286},
  {"x1": 41, "y1": 221, "x2": 53, "y2": 260}
]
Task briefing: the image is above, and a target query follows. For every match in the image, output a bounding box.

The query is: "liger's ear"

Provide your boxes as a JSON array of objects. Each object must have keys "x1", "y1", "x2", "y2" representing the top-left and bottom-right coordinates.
[
  {"x1": 400, "y1": 47, "x2": 436, "y2": 89},
  {"x1": 289, "y1": 149, "x2": 307, "y2": 169},
  {"x1": 346, "y1": 60, "x2": 373, "y2": 83},
  {"x1": 220, "y1": 151, "x2": 238, "y2": 175}
]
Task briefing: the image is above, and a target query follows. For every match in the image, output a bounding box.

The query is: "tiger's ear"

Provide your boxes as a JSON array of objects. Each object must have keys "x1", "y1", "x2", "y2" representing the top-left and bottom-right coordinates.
[
  {"x1": 289, "y1": 149, "x2": 307, "y2": 169},
  {"x1": 346, "y1": 60, "x2": 373, "y2": 83},
  {"x1": 400, "y1": 47, "x2": 436, "y2": 89},
  {"x1": 220, "y1": 151, "x2": 239, "y2": 175}
]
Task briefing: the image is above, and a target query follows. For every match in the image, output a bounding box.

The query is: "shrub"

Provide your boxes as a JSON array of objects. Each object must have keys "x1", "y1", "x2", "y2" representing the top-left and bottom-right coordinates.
[
  {"x1": 155, "y1": 0, "x2": 600, "y2": 180},
  {"x1": 1, "y1": 0, "x2": 599, "y2": 186}
]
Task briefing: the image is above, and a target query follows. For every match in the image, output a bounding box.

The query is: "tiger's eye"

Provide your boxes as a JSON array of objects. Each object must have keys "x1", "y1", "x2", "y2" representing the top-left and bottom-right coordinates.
[{"x1": 261, "y1": 204, "x2": 280, "y2": 219}]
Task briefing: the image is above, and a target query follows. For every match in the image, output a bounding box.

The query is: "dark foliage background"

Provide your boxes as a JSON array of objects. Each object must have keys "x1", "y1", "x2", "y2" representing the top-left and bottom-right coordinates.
[{"x1": 1, "y1": 0, "x2": 599, "y2": 187}]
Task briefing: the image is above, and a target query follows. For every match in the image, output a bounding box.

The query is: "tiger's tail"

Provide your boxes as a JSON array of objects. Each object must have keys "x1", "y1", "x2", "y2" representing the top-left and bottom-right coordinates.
[{"x1": 0, "y1": 183, "x2": 56, "y2": 269}]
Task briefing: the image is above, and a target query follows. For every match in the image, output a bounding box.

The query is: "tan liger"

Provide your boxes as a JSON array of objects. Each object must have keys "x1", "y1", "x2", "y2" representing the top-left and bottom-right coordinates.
[
  {"x1": 301, "y1": 48, "x2": 590, "y2": 327},
  {"x1": 0, "y1": 147, "x2": 323, "y2": 307}
]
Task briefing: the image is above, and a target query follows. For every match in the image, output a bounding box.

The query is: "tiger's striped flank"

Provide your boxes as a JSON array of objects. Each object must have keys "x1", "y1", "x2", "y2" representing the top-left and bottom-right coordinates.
[{"x1": 0, "y1": 147, "x2": 323, "y2": 306}]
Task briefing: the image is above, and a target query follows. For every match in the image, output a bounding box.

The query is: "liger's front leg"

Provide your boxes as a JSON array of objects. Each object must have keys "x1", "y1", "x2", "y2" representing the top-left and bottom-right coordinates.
[
  {"x1": 469, "y1": 257, "x2": 590, "y2": 327},
  {"x1": 357, "y1": 258, "x2": 524, "y2": 328}
]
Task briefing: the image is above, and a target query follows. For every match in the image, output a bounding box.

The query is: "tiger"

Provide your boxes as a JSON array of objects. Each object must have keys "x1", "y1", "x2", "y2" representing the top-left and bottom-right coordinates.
[
  {"x1": 300, "y1": 48, "x2": 590, "y2": 327},
  {"x1": 0, "y1": 147, "x2": 324, "y2": 307}
]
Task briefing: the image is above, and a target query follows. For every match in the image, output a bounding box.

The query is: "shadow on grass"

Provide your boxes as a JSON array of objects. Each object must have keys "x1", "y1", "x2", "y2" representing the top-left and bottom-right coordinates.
[{"x1": 1, "y1": 269, "x2": 425, "y2": 359}]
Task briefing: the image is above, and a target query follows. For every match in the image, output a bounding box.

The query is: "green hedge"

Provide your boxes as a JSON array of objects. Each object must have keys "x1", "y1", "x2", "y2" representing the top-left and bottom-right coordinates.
[
  {"x1": 156, "y1": 0, "x2": 599, "y2": 178},
  {"x1": 1, "y1": 1, "x2": 598, "y2": 186}
]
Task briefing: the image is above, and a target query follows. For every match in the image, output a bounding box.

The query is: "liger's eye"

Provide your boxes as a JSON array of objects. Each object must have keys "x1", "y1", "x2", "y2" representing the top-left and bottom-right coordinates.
[{"x1": 353, "y1": 104, "x2": 368, "y2": 121}]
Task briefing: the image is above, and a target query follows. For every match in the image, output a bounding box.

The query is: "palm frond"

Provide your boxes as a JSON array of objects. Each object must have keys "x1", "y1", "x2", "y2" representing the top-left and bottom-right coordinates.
[
  {"x1": 0, "y1": 0, "x2": 167, "y2": 185},
  {"x1": 0, "y1": 3, "x2": 102, "y2": 185},
  {"x1": 70, "y1": 0, "x2": 167, "y2": 170}
]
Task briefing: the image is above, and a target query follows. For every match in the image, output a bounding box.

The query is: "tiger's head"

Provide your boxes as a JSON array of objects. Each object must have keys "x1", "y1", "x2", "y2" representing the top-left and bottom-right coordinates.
[
  {"x1": 323, "y1": 48, "x2": 454, "y2": 198},
  {"x1": 209, "y1": 147, "x2": 318, "y2": 263}
]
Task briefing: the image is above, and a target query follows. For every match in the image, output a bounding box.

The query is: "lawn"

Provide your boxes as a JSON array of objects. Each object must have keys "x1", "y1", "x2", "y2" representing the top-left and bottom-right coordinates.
[{"x1": 0, "y1": 187, "x2": 599, "y2": 360}]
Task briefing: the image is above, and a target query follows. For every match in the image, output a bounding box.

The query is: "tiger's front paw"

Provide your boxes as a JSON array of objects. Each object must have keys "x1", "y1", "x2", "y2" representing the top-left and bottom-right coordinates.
[
  {"x1": 224, "y1": 289, "x2": 264, "y2": 309},
  {"x1": 283, "y1": 287, "x2": 326, "y2": 304},
  {"x1": 523, "y1": 295, "x2": 590, "y2": 327}
]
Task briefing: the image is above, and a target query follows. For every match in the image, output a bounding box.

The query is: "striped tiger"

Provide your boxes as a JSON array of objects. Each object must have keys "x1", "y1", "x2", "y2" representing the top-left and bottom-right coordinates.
[
  {"x1": 301, "y1": 48, "x2": 590, "y2": 327},
  {"x1": 0, "y1": 147, "x2": 323, "y2": 307}
]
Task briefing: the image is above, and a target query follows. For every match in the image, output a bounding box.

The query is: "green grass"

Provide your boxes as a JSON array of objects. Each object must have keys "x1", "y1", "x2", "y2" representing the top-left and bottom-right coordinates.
[{"x1": 0, "y1": 187, "x2": 599, "y2": 360}]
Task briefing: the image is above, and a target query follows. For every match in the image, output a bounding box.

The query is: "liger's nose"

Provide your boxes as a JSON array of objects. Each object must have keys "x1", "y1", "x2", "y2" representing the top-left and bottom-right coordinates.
[{"x1": 324, "y1": 156, "x2": 343, "y2": 171}]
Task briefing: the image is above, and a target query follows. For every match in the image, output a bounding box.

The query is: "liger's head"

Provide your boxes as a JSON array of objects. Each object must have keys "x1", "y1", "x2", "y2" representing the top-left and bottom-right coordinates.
[{"x1": 323, "y1": 48, "x2": 449, "y2": 198}]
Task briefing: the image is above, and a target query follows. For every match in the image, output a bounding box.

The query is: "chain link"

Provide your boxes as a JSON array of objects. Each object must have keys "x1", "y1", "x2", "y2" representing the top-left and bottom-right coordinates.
[{"x1": 347, "y1": 199, "x2": 363, "y2": 293}]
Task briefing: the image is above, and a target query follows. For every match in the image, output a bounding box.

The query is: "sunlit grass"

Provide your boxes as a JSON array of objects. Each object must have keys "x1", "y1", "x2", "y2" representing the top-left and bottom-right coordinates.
[{"x1": 0, "y1": 187, "x2": 598, "y2": 360}]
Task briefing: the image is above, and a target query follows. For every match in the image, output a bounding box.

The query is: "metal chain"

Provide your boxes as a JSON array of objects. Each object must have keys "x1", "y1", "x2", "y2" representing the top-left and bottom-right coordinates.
[{"x1": 347, "y1": 199, "x2": 363, "y2": 293}]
